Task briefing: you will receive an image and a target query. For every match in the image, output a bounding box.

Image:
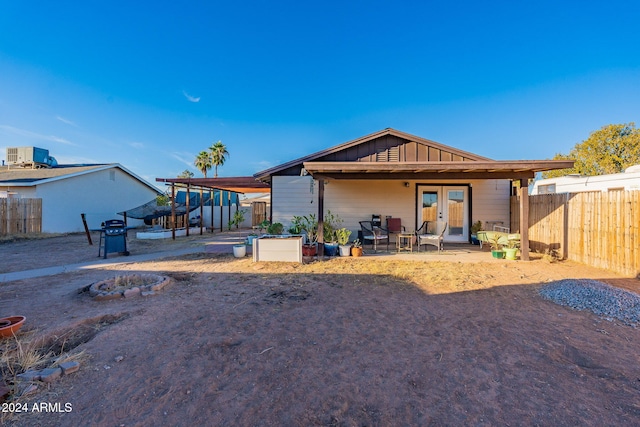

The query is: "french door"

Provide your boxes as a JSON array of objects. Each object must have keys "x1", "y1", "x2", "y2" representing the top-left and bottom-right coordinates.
[{"x1": 417, "y1": 185, "x2": 469, "y2": 242}]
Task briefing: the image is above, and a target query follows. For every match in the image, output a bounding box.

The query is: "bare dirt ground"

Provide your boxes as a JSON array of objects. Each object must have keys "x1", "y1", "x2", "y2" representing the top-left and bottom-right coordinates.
[{"x1": 1, "y1": 232, "x2": 640, "y2": 426}]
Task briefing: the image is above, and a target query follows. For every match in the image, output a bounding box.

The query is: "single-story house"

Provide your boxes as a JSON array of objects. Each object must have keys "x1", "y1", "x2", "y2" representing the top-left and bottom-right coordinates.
[
  {"x1": 0, "y1": 163, "x2": 162, "y2": 232},
  {"x1": 531, "y1": 165, "x2": 640, "y2": 195},
  {"x1": 254, "y1": 128, "x2": 574, "y2": 259}
]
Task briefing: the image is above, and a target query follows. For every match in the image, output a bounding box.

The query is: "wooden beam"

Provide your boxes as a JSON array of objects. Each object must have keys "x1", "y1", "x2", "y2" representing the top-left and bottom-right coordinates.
[
  {"x1": 519, "y1": 181, "x2": 530, "y2": 261},
  {"x1": 171, "y1": 183, "x2": 176, "y2": 240},
  {"x1": 186, "y1": 184, "x2": 190, "y2": 237},
  {"x1": 317, "y1": 178, "x2": 325, "y2": 259}
]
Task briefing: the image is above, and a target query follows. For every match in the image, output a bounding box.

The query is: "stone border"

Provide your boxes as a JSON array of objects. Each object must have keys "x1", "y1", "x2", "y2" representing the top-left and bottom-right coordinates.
[{"x1": 88, "y1": 274, "x2": 173, "y2": 301}]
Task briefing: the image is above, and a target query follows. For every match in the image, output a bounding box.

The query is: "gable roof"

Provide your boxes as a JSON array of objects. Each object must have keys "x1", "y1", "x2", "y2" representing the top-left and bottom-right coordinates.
[
  {"x1": 254, "y1": 128, "x2": 574, "y2": 181},
  {"x1": 0, "y1": 163, "x2": 161, "y2": 193}
]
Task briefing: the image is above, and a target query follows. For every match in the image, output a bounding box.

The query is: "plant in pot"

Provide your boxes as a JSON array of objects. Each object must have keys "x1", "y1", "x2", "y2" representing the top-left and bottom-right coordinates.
[
  {"x1": 504, "y1": 239, "x2": 519, "y2": 260},
  {"x1": 489, "y1": 235, "x2": 505, "y2": 259},
  {"x1": 228, "y1": 209, "x2": 246, "y2": 230},
  {"x1": 233, "y1": 241, "x2": 247, "y2": 258},
  {"x1": 299, "y1": 214, "x2": 318, "y2": 256},
  {"x1": 470, "y1": 220, "x2": 483, "y2": 245},
  {"x1": 322, "y1": 210, "x2": 342, "y2": 257},
  {"x1": 351, "y1": 238, "x2": 363, "y2": 257},
  {"x1": 288, "y1": 215, "x2": 304, "y2": 235},
  {"x1": 336, "y1": 228, "x2": 352, "y2": 256},
  {"x1": 267, "y1": 222, "x2": 284, "y2": 235}
]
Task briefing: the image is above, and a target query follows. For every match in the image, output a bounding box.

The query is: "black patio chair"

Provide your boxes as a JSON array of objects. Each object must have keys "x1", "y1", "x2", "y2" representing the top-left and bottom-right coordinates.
[{"x1": 359, "y1": 221, "x2": 389, "y2": 253}]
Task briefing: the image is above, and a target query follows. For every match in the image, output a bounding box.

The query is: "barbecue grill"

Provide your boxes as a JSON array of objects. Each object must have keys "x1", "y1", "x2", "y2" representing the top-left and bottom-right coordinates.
[{"x1": 98, "y1": 219, "x2": 130, "y2": 258}]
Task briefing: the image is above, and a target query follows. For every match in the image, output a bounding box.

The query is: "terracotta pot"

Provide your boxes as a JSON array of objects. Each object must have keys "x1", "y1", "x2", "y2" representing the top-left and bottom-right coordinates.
[
  {"x1": 351, "y1": 247, "x2": 363, "y2": 257},
  {"x1": 302, "y1": 244, "x2": 317, "y2": 257},
  {"x1": 0, "y1": 316, "x2": 26, "y2": 338}
]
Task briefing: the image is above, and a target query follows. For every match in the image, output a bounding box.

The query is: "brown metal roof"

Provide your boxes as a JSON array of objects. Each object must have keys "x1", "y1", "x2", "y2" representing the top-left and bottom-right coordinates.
[
  {"x1": 156, "y1": 176, "x2": 270, "y2": 193},
  {"x1": 303, "y1": 160, "x2": 575, "y2": 180}
]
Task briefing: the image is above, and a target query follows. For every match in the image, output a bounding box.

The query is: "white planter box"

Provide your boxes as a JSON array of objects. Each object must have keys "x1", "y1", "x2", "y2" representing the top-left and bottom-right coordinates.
[{"x1": 253, "y1": 235, "x2": 303, "y2": 263}]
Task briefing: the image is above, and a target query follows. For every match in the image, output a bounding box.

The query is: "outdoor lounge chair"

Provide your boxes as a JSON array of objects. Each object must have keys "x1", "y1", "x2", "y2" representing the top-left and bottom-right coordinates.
[
  {"x1": 359, "y1": 221, "x2": 389, "y2": 252},
  {"x1": 415, "y1": 221, "x2": 447, "y2": 253}
]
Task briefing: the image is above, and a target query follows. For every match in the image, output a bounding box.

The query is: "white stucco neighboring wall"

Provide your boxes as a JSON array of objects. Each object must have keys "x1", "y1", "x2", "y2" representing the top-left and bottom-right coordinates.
[
  {"x1": 34, "y1": 168, "x2": 159, "y2": 232},
  {"x1": 271, "y1": 175, "x2": 512, "y2": 239}
]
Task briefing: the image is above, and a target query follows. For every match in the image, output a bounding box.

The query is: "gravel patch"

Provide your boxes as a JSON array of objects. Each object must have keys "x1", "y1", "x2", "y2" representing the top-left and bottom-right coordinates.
[{"x1": 540, "y1": 279, "x2": 640, "y2": 327}]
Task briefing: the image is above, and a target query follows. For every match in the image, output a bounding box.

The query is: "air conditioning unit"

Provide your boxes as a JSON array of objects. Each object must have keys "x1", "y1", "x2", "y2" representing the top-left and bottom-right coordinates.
[{"x1": 6, "y1": 147, "x2": 57, "y2": 167}]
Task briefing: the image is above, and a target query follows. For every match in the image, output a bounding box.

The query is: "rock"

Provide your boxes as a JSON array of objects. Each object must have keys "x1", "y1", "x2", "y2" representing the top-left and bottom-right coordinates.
[
  {"x1": 114, "y1": 355, "x2": 124, "y2": 362},
  {"x1": 59, "y1": 361, "x2": 80, "y2": 375},
  {"x1": 17, "y1": 370, "x2": 42, "y2": 381},
  {"x1": 141, "y1": 291, "x2": 156, "y2": 297},
  {"x1": 124, "y1": 287, "x2": 141, "y2": 298},
  {"x1": 39, "y1": 367, "x2": 62, "y2": 383}
]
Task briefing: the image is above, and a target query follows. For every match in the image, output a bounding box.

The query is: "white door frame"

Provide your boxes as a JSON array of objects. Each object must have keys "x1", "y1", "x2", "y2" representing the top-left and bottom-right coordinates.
[{"x1": 417, "y1": 185, "x2": 469, "y2": 242}]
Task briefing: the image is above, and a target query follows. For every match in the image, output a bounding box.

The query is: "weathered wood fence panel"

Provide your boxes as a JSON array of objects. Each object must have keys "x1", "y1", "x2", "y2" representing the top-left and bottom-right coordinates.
[
  {"x1": 0, "y1": 198, "x2": 42, "y2": 236},
  {"x1": 511, "y1": 191, "x2": 640, "y2": 276}
]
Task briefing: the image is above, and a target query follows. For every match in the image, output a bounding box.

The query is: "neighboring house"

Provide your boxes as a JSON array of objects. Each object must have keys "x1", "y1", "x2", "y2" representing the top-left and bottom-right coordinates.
[
  {"x1": 254, "y1": 128, "x2": 572, "y2": 249},
  {"x1": 531, "y1": 165, "x2": 640, "y2": 195},
  {"x1": 0, "y1": 164, "x2": 161, "y2": 232}
]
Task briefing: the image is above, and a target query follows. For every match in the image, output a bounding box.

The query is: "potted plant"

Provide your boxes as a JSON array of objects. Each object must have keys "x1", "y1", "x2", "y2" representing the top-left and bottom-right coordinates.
[
  {"x1": 228, "y1": 209, "x2": 246, "y2": 230},
  {"x1": 322, "y1": 210, "x2": 342, "y2": 257},
  {"x1": 299, "y1": 214, "x2": 318, "y2": 256},
  {"x1": 267, "y1": 222, "x2": 284, "y2": 235},
  {"x1": 351, "y1": 239, "x2": 363, "y2": 257},
  {"x1": 233, "y1": 242, "x2": 247, "y2": 258},
  {"x1": 489, "y1": 235, "x2": 505, "y2": 259},
  {"x1": 336, "y1": 227, "x2": 352, "y2": 256},
  {"x1": 470, "y1": 220, "x2": 483, "y2": 245},
  {"x1": 504, "y1": 239, "x2": 519, "y2": 260}
]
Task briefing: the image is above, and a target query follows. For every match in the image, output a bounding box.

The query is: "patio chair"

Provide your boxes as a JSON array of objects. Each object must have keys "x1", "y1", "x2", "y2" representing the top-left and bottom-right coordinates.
[
  {"x1": 415, "y1": 221, "x2": 447, "y2": 253},
  {"x1": 359, "y1": 221, "x2": 389, "y2": 253},
  {"x1": 386, "y1": 217, "x2": 405, "y2": 234}
]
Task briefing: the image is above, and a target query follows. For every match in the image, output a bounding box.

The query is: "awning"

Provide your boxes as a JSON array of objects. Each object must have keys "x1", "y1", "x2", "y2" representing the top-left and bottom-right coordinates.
[
  {"x1": 302, "y1": 160, "x2": 575, "y2": 180},
  {"x1": 156, "y1": 176, "x2": 270, "y2": 193}
]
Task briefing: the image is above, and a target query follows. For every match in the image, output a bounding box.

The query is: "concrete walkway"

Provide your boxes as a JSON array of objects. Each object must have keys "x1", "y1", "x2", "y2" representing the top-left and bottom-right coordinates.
[{"x1": 0, "y1": 230, "x2": 252, "y2": 283}]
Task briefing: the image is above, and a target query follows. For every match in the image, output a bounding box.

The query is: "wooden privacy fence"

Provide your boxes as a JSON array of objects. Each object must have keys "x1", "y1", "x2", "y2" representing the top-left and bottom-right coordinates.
[
  {"x1": 511, "y1": 191, "x2": 640, "y2": 277},
  {"x1": 0, "y1": 198, "x2": 42, "y2": 236}
]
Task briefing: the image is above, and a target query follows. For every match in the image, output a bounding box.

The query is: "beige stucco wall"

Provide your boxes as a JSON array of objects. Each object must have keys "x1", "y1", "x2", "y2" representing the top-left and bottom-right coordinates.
[{"x1": 271, "y1": 175, "x2": 512, "y2": 240}]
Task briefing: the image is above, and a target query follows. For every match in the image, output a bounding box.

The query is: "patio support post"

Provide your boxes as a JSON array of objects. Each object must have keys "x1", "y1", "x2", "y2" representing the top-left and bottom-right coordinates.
[
  {"x1": 171, "y1": 183, "x2": 176, "y2": 240},
  {"x1": 317, "y1": 178, "x2": 325, "y2": 259},
  {"x1": 219, "y1": 190, "x2": 223, "y2": 232},
  {"x1": 210, "y1": 189, "x2": 214, "y2": 232},
  {"x1": 519, "y1": 179, "x2": 530, "y2": 261},
  {"x1": 186, "y1": 183, "x2": 190, "y2": 236},
  {"x1": 199, "y1": 186, "x2": 204, "y2": 235}
]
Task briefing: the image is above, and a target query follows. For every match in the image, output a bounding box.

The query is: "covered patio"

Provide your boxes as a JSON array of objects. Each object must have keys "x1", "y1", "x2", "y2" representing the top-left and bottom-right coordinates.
[{"x1": 254, "y1": 128, "x2": 573, "y2": 261}]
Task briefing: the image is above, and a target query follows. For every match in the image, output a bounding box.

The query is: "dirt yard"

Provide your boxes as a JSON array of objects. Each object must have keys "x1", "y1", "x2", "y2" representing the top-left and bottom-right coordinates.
[{"x1": 1, "y1": 232, "x2": 639, "y2": 426}]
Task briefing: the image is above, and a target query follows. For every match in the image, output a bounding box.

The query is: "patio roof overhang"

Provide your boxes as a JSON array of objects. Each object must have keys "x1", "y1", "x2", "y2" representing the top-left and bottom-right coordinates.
[
  {"x1": 302, "y1": 160, "x2": 575, "y2": 180},
  {"x1": 156, "y1": 176, "x2": 270, "y2": 193}
]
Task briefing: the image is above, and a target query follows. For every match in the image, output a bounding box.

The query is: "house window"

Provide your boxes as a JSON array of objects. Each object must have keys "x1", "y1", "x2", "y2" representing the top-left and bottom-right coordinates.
[
  {"x1": 109, "y1": 170, "x2": 116, "y2": 181},
  {"x1": 538, "y1": 184, "x2": 556, "y2": 194}
]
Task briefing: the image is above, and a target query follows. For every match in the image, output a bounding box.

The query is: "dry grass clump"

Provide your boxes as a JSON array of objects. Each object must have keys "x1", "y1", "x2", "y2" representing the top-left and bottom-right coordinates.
[{"x1": 0, "y1": 330, "x2": 87, "y2": 402}]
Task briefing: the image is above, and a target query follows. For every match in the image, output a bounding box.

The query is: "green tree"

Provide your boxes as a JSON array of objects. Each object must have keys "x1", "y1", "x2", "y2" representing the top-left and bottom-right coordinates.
[
  {"x1": 178, "y1": 169, "x2": 194, "y2": 178},
  {"x1": 194, "y1": 151, "x2": 212, "y2": 178},
  {"x1": 209, "y1": 140, "x2": 229, "y2": 178},
  {"x1": 543, "y1": 123, "x2": 640, "y2": 179}
]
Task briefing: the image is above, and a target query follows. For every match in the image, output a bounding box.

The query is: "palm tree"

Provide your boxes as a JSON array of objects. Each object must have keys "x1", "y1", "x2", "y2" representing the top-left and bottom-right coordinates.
[
  {"x1": 194, "y1": 151, "x2": 211, "y2": 178},
  {"x1": 209, "y1": 140, "x2": 229, "y2": 178}
]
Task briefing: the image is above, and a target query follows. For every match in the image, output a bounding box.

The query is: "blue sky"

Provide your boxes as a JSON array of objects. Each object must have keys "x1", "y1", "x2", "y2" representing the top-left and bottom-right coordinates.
[{"x1": 1, "y1": 1, "x2": 639, "y2": 188}]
